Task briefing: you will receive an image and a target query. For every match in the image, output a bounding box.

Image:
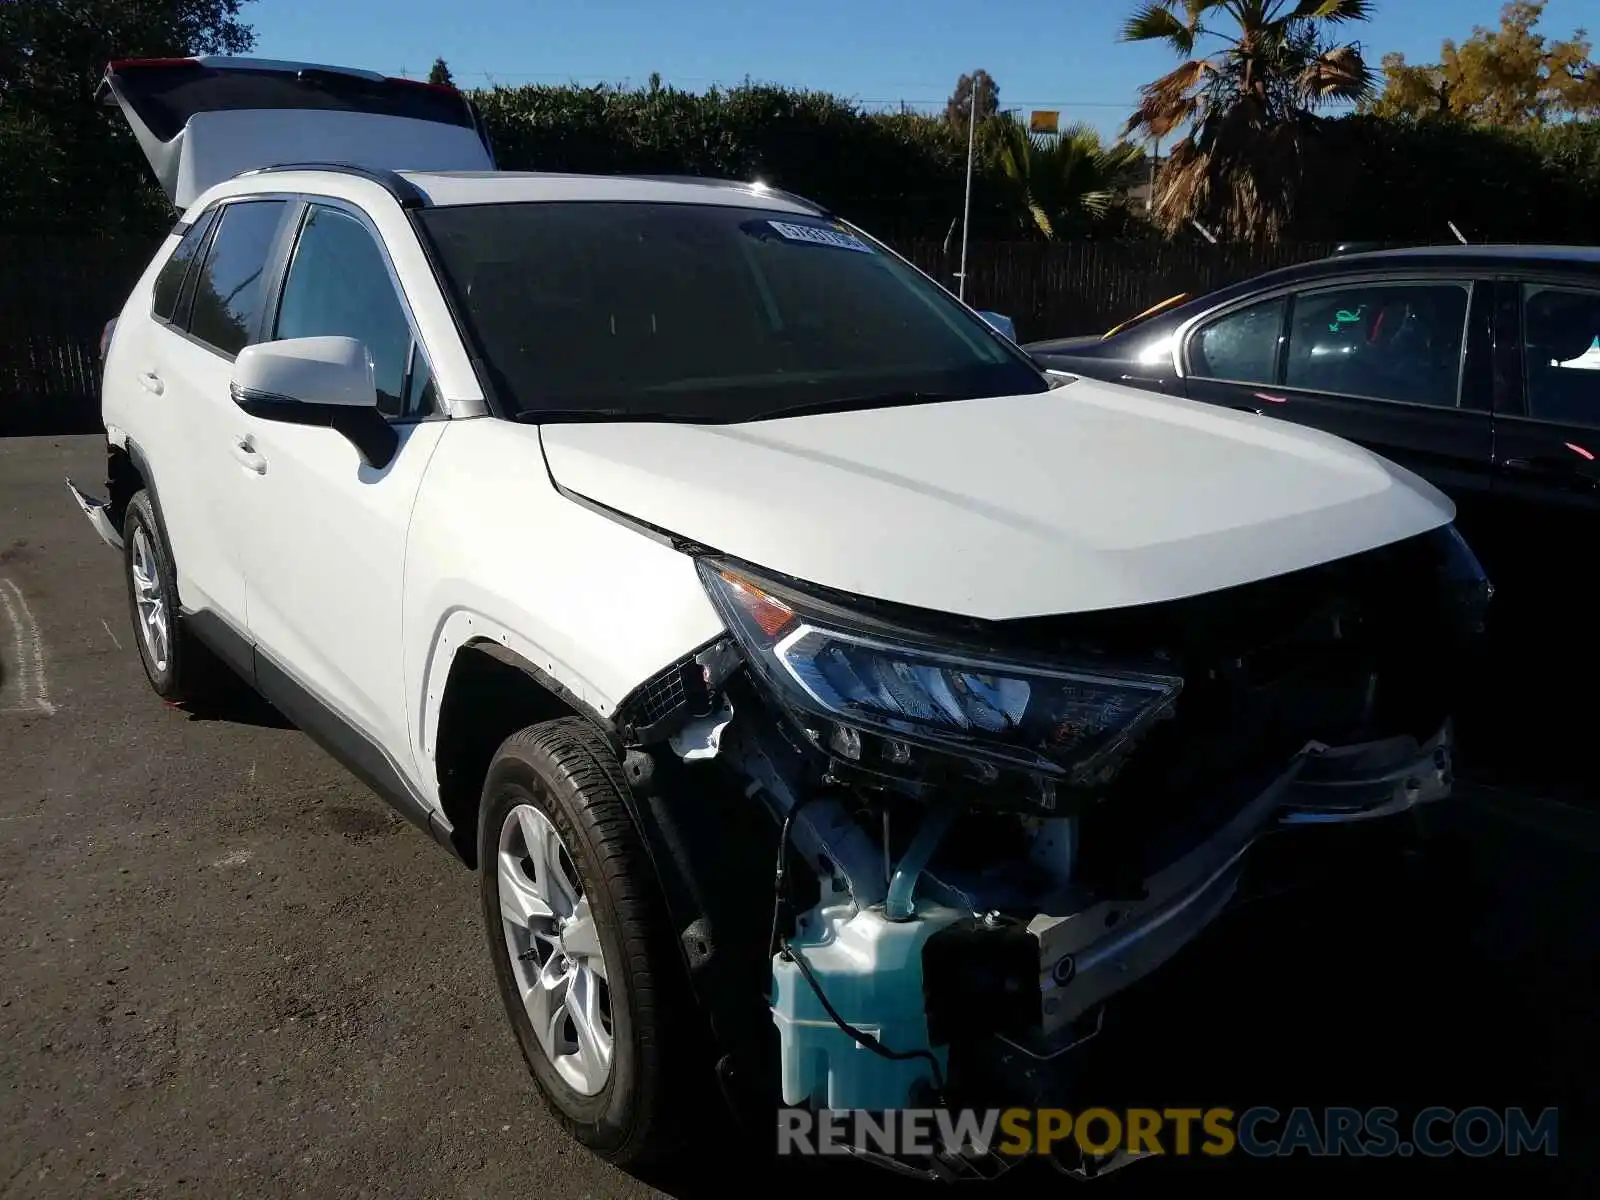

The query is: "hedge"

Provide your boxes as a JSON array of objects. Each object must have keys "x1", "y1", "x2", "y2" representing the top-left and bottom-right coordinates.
[{"x1": 3, "y1": 77, "x2": 1596, "y2": 244}]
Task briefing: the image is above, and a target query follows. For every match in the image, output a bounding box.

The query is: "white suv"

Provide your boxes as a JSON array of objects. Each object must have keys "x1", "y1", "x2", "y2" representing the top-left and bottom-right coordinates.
[{"x1": 72, "y1": 56, "x2": 1488, "y2": 1180}]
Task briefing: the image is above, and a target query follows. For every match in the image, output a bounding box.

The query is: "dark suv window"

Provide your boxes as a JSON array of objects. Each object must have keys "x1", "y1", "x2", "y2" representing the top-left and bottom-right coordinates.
[
  {"x1": 185, "y1": 199, "x2": 288, "y2": 357},
  {"x1": 151, "y1": 208, "x2": 219, "y2": 324},
  {"x1": 273, "y1": 204, "x2": 432, "y2": 418},
  {"x1": 1523, "y1": 284, "x2": 1600, "y2": 427},
  {"x1": 1284, "y1": 281, "x2": 1469, "y2": 407}
]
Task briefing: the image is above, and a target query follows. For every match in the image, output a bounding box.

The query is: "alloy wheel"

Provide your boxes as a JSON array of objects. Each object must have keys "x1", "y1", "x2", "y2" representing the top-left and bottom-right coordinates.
[{"x1": 497, "y1": 803, "x2": 614, "y2": 1095}]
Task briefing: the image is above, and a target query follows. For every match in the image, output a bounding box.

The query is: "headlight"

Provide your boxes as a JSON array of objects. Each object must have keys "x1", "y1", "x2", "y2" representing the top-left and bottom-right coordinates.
[{"x1": 697, "y1": 559, "x2": 1183, "y2": 797}]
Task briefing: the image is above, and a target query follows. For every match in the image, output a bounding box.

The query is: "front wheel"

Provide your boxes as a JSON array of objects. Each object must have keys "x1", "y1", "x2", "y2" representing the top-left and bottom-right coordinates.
[{"x1": 478, "y1": 718, "x2": 693, "y2": 1167}]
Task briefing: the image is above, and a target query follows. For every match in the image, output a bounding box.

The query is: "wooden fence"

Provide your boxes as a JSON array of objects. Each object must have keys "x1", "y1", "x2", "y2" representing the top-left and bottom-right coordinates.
[
  {"x1": 1, "y1": 233, "x2": 1338, "y2": 436},
  {"x1": 0, "y1": 235, "x2": 162, "y2": 435}
]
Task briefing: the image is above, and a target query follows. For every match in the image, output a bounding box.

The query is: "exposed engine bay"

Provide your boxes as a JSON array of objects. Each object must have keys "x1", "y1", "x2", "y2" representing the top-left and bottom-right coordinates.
[{"x1": 613, "y1": 523, "x2": 1489, "y2": 1177}]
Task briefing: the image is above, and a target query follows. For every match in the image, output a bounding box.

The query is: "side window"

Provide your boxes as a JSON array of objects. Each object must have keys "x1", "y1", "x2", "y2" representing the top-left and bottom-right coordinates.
[
  {"x1": 1188, "y1": 298, "x2": 1285, "y2": 384},
  {"x1": 151, "y1": 208, "x2": 218, "y2": 323},
  {"x1": 1522, "y1": 284, "x2": 1600, "y2": 427},
  {"x1": 1284, "y1": 281, "x2": 1470, "y2": 407},
  {"x1": 273, "y1": 205, "x2": 428, "y2": 419},
  {"x1": 187, "y1": 200, "x2": 289, "y2": 357}
]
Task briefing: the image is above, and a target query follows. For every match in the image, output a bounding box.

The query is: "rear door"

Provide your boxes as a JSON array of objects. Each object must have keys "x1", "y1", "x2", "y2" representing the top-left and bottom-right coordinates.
[
  {"x1": 1487, "y1": 276, "x2": 1600, "y2": 633},
  {"x1": 1178, "y1": 273, "x2": 1496, "y2": 526},
  {"x1": 96, "y1": 57, "x2": 494, "y2": 207},
  {"x1": 138, "y1": 195, "x2": 295, "y2": 631}
]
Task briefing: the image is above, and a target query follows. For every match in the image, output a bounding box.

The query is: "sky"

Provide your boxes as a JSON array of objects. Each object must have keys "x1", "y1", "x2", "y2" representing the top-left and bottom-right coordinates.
[{"x1": 246, "y1": 0, "x2": 1595, "y2": 139}]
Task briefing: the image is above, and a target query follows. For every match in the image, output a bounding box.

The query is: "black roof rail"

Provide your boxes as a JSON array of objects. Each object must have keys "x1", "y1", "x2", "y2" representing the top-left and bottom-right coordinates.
[
  {"x1": 618, "y1": 174, "x2": 829, "y2": 215},
  {"x1": 233, "y1": 162, "x2": 430, "y2": 207}
]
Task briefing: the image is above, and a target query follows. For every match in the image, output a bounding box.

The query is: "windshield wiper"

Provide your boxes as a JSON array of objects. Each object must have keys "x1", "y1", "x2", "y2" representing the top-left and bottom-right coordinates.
[
  {"x1": 750, "y1": 392, "x2": 973, "y2": 421},
  {"x1": 511, "y1": 408, "x2": 690, "y2": 423}
]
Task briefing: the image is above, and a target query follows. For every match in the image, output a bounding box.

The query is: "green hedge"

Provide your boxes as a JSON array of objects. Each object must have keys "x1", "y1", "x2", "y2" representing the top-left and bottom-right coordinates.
[
  {"x1": 1293, "y1": 115, "x2": 1600, "y2": 243},
  {"x1": 472, "y1": 82, "x2": 1024, "y2": 241},
  {"x1": 3, "y1": 77, "x2": 1595, "y2": 244}
]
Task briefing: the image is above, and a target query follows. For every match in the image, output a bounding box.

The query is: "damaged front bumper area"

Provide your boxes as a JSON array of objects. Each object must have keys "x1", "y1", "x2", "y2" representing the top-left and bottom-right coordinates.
[
  {"x1": 66, "y1": 476, "x2": 124, "y2": 551},
  {"x1": 613, "y1": 526, "x2": 1487, "y2": 1182}
]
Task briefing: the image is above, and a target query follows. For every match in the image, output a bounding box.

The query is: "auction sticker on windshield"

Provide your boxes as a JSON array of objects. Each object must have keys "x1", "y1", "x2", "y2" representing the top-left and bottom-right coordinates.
[{"x1": 767, "y1": 220, "x2": 874, "y2": 253}]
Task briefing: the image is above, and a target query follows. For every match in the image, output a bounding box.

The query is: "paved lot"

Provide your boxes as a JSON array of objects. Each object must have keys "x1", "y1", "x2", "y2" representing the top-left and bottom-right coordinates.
[{"x1": 1, "y1": 435, "x2": 1594, "y2": 1197}]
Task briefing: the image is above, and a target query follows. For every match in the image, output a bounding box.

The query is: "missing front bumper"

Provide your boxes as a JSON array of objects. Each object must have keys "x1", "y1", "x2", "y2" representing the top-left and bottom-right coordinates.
[
  {"x1": 65, "y1": 477, "x2": 123, "y2": 551},
  {"x1": 1020, "y1": 722, "x2": 1453, "y2": 1049}
]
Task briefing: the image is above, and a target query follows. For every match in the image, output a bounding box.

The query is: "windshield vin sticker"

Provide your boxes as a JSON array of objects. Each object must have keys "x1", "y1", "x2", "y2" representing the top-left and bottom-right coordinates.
[{"x1": 766, "y1": 220, "x2": 873, "y2": 253}]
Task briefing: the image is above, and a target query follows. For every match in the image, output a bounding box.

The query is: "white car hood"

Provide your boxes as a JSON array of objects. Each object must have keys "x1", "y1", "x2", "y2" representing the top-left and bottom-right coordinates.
[{"x1": 538, "y1": 380, "x2": 1455, "y2": 620}]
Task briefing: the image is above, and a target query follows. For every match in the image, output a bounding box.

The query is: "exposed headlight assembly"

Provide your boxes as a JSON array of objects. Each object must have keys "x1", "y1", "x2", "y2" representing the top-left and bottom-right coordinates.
[{"x1": 697, "y1": 559, "x2": 1183, "y2": 804}]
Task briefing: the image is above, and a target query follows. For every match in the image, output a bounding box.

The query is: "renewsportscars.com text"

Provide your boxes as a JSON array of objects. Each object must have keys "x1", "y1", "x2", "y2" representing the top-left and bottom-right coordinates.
[{"x1": 778, "y1": 1106, "x2": 1559, "y2": 1160}]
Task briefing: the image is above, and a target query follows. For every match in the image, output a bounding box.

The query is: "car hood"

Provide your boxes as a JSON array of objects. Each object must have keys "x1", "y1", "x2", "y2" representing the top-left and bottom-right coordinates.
[{"x1": 537, "y1": 380, "x2": 1454, "y2": 620}]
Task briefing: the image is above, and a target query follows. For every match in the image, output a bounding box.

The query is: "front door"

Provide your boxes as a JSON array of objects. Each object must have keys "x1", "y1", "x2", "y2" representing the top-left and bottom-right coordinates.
[{"x1": 235, "y1": 200, "x2": 444, "y2": 770}]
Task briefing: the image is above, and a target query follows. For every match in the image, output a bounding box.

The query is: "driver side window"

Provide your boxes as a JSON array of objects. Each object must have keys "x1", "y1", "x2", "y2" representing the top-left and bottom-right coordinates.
[{"x1": 273, "y1": 204, "x2": 437, "y2": 419}]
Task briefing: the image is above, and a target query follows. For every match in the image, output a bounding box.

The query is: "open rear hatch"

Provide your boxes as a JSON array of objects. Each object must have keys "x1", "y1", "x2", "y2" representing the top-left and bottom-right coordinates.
[{"x1": 96, "y1": 56, "x2": 496, "y2": 207}]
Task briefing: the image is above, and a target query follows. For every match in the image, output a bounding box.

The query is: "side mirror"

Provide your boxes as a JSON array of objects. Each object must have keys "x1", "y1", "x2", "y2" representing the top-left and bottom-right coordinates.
[
  {"x1": 230, "y1": 336, "x2": 397, "y2": 467},
  {"x1": 977, "y1": 310, "x2": 1016, "y2": 341}
]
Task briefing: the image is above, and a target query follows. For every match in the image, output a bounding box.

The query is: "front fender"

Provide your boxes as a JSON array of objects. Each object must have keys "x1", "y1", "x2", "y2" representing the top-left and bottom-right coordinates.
[{"x1": 403, "y1": 419, "x2": 725, "y2": 809}]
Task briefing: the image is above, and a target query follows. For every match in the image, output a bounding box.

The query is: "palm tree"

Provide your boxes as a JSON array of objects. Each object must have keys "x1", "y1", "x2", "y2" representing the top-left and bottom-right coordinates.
[
  {"x1": 1122, "y1": 0, "x2": 1375, "y2": 243},
  {"x1": 994, "y1": 117, "x2": 1147, "y2": 239}
]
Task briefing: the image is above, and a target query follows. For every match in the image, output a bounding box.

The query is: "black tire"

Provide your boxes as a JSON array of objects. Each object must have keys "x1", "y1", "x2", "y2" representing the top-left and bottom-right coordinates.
[
  {"x1": 122, "y1": 489, "x2": 218, "y2": 702},
  {"x1": 477, "y1": 717, "x2": 692, "y2": 1167}
]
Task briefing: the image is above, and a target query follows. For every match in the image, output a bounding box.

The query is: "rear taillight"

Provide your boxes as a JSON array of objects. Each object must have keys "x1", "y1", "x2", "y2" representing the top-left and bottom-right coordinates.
[{"x1": 99, "y1": 318, "x2": 117, "y2": 363}]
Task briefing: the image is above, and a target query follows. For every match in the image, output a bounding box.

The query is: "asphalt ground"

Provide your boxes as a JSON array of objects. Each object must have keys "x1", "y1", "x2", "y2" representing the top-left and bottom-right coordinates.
[{"x1": 1, "y1": 434, "x2": 1594, "y2": 1197}]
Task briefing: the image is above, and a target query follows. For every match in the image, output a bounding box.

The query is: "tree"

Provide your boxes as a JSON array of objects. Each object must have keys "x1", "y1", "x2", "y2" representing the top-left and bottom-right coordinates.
[
  {"x1": 1371, "y1": 1, "x2": 1600, "y2": 125},
  {"x1": 994, "y1": 117, "x2": 1146, "y2": 239},
  {"x1": 428, "y1": 57, "x2": 455, "y2": 87},
  {"x1": 0, "y1": 0, "x2": 256, "y2": 231},
  {"x1": 946, "y1": 69, "x2": 1000, "y2": 126},
  {"x1": 1121, "y1": 0, "x2": 1375, "y2": 244}
]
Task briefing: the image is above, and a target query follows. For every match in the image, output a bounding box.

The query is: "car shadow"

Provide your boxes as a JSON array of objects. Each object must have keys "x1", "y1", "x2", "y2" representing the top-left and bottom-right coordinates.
[{"x1": 172, "y1": 678, "x2": 295, "y2": 730}]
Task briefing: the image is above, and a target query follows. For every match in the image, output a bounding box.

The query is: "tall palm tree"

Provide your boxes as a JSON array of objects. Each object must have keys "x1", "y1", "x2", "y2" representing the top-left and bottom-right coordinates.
[
  {"x1": 1122, "y1": 0, "x2": 1375, "y2": 242},
  {"x1": 994, "y1": 117, "x2": 1147, "y2": 239}
]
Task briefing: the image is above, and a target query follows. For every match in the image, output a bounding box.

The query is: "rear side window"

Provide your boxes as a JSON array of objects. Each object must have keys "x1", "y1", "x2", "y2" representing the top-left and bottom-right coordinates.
[
  {"x1": 1189, "y1": 297, "x2": 1285, "y2": 384},
  {"x1": 1284, "y1": 281, "x2": 1469, "y2": 408},
  {"x1": 186, "y1": 199, "x2": 289, "y2": 357},
  {"x1": 150, "y1": 208, "x2": 218, "y2": 323}
]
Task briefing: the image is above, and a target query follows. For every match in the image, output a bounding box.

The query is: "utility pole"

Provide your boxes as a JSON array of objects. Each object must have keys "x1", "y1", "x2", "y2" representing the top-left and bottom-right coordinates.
[
  {"x1": 957, "y1": 85, "x2": 976, "y2": 300},
  {"x1": 1147, "y1": 136, "x2": 1159, "y2": 213}
]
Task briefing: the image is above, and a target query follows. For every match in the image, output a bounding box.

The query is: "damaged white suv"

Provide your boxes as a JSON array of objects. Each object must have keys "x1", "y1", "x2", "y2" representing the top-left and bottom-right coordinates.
[{"x1": 74, "y1": 57, "x2": 1489, "y2": 1180}]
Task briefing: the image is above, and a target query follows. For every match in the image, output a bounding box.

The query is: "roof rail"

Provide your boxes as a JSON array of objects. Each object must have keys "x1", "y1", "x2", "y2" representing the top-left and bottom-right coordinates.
[
  {"x1": 618, "y1": 174, "x2": 829, "y2": 215},
  {"x1": 233, "y1": 162, "x2": 430, "y2": 207}
]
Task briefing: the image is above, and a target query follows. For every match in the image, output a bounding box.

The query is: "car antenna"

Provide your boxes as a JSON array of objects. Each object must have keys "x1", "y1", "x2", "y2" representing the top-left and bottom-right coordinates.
[{"x1": 1447, "y1": 220, "x2": 1468, "y2": 245}]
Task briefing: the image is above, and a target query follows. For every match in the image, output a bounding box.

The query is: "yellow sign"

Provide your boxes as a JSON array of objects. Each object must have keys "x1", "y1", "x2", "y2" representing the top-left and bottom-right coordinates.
[{"x1": 1029, "y1": 110, "x2": 1059, "y2": 134}]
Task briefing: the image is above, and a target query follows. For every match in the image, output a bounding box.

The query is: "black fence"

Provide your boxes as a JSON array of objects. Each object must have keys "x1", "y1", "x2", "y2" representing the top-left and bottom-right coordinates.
[
  {"x1": 897, "y1": 238, "x2": 1339, "y2": 340},
  {"x1": 0, "y1": 234, "x2": 1339, "y2": 436},
  {"x1": 1, "y1": 235, "x2": 162, "y2": 435}
]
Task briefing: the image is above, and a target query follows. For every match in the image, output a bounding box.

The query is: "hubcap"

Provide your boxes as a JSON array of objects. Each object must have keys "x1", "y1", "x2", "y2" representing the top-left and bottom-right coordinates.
[
  {"x1": 129, "y1": 526, "x2": 170, "y2": 673},
  {"x1": 498, "y1": 803, "x2": 613, "y2": 1095}
]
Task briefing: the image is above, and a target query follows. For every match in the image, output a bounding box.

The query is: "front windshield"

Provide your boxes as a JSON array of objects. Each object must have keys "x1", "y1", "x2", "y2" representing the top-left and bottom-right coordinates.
[{"x1": 415, "y1": 201, "x2": 1047, "y2": 421}]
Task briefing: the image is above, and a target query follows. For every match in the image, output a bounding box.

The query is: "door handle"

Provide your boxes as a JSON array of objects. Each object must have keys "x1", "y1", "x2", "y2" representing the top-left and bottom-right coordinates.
[
  {"x1": 229, "y1": 438, "x2": 267, "y2": 475},
  {"x1": 1504, "y1": 456, "x2": 1598, "y2": 485},
  {"x1": 137, "y1": 370, "x2": 164, "y2": 395}
]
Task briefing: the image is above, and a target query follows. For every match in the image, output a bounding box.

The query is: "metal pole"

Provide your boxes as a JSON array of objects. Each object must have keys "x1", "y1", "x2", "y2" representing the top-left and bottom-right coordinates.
[{"x1": 958, "y1": 85, "x2": 976, "y2": 300}]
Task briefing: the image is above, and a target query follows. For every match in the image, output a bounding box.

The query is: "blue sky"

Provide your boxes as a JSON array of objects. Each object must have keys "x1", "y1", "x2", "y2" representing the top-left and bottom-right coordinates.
[{"x1": 247, "y1": 0, "x2": 1594, "y2": 138}]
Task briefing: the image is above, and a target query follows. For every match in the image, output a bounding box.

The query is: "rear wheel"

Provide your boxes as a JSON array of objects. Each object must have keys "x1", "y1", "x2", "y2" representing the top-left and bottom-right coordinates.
[
  {"x1": 122, "y1": 490, "x2": 218, "y2": 702},
  {"x1": 478, "y1": 718, "x2": 693, "y2": 1167}
]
